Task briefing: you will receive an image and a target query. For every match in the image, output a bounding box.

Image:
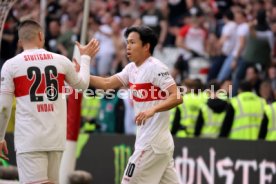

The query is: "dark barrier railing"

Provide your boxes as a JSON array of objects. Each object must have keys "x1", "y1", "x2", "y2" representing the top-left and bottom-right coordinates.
[
  {"x1": 5, "y1": 133, "x2": 276, "y2": 184},
  {"x1": 76, "y1": 134, "x2": 276, "y2": 184}
]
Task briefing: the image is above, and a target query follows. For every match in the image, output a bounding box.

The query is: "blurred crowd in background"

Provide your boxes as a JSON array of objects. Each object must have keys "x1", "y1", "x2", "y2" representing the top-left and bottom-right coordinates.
[{"x1": 1, "y1": 0, "x2": 276, "y2": 141}]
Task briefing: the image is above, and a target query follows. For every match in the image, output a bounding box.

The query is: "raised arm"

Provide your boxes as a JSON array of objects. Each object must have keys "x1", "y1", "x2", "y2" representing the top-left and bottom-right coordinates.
[
  {"x1": 89, "y1": 75, "x2": 124, "y2": 90},
  {"x1": 89, "y1": 60, "x2": 131, "y2": 90},
  {"x1": 65, "y1": 39, "x2": 99, "y2": 90}
]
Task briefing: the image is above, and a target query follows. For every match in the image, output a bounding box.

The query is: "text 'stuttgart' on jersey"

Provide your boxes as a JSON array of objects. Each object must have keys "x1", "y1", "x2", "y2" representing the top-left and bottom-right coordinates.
[
  {"x1": 116, "y1": 56, "x2": 176, "y2": 153},
  {"x1": 0, "y1": 48, "x2": 91, "y2": 153}
]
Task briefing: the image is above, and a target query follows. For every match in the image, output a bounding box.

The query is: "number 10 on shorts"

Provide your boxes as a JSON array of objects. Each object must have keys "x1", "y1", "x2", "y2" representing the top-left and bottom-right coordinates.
[{"x1": 125, "y1": 162, "x2": 135, "y2": 177}]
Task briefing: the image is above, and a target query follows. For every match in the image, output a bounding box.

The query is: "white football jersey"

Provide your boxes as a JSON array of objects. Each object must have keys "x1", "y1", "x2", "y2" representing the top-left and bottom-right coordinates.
[
  {"x1": 116, "y1": 56, "x2": 176, "y2": 153},
  {"x1": 0, "y1": 48, "x2": 90, "y2": 153}
]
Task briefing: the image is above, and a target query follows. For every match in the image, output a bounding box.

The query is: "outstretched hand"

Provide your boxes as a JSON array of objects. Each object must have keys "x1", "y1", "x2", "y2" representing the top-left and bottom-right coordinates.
[
  {"x1": 75, "y1": 39, "x2": 100, "y2": 57},
  {"x1": 135, "y1": 109, "x2": 155, "y2": 126},
  {"x1": 0, "y1": 140, "x2": 9, "y2": 161}
]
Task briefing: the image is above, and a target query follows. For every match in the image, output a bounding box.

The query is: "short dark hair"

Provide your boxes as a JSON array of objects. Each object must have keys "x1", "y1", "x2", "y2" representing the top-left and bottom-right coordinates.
[
  {"x1": 207, "y1": 80, "x2": 221, "y2": 92},
  {"x1": 239, "y1": 80, "x2": 253, "y2": 92},
  {"x1": 224, "y1": 9, "x2": 234, "y2": 21},
  {"x1": 248, "y1": 65, "x2": 259, "y2": 74},
  {"x1": 124, "y1": 26, "x2": 158, "y2": 55}
]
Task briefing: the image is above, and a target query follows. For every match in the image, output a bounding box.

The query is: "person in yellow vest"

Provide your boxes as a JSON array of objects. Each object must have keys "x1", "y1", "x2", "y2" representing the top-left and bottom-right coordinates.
[
  {"x1": 194, "y1": 81, "x2": 228, "y2": 138},
  {"x1": 81, "y1": 93, "x2": 101, "y2": 133},
  {"x1": 219, "y1": 80, "x2": 266, "y2": 140},
  {"x1": 259, "y1": 101, "x2": 276, "y2": 141},
  {"x1": 77, "y1": 93, "x2": 101, "y2": 159},
  {"x1": 171, "y1": 79, "x2": 207, "y2": 137},
  {"x1": 169, "y1": 107, "x2": 177, "y2": 132}
]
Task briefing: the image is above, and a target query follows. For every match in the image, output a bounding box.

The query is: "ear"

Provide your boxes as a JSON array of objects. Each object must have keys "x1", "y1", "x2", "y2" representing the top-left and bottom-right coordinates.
[
  {"x1": 144, "y1": 43, "x2": 150, "y2": 53},
  {"x1": 38, "y1": 31, "x2": 44, "y2": 41}
]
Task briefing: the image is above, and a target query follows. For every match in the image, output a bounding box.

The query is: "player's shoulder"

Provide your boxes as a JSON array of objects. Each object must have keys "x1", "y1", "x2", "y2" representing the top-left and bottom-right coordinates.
[
  {"x1": 2, "y1": 57, "x2": 14, "y2": 66},
  {"x1": 126, "y1": 62, "x2": 136, "y2": 68},
  {"x1": 123, "y1": 62, "x2": 136, "y2": 71},
  {"x1": 147, "y1": 57, "x2": 168, "y2": 70},
  {"x1": 50, "y1": 52, "x2": 73, "y2": 67},
  {"x1": 49, "y1": 51, "x2": 70, "y2": 61},
  {"x1": 1, "y1": 54, "x2": 21, "y2": 69}
]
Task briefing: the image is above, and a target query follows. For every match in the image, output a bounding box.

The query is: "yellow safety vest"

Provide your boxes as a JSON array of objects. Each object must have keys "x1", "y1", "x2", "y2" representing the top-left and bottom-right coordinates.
[
  {"x1": 176, "y1": 93, "x2": 206, "y2": 138},
  {"x1": 217, "y1": 91, "x2": 229, "y2": 101},
  {"x1": 81, "y1": 96, "x2": 100, "y2": 132},
  {"x1": 81, "y1": 96, "x2": 100, "y2": 119},
  {"x1": 200, "y1": 104, "x2": 226, "y2": 138},
  {"x1": 230, "y1": 92, "x2": 266, "y2": 140},
  {"x1": 169, "y1": 107, "x2": 177, "y2": 131},
  {"x1": 265, "y1": 102, "x2": 276, "y2": 141}
]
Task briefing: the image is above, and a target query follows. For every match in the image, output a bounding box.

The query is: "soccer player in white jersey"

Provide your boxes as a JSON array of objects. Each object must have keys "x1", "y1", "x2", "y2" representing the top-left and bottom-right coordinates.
[
  {"x1": 89, "y1": 26, "x2": 182, "y2": 184},
  {"x1": 0, "y1": 20, "x2": 99, "y2": 184}
]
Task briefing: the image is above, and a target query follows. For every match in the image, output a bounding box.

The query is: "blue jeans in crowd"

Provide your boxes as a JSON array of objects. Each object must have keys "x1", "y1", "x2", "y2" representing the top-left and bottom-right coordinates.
[
  {"x1": 207, "y1": 55, "x2": 226, "y2": 82},
  {"x1": 217, "y1": 55, "x2": 234, "y2": 82},
  {"x1": 232, "y1": 58, "x2": 252, "y2": 96}
]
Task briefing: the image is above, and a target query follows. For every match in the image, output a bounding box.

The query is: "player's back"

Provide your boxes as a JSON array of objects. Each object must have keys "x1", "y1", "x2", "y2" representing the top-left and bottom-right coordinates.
[{"x1": 3, "y1": 48, "x2": 73, "y2": 153}]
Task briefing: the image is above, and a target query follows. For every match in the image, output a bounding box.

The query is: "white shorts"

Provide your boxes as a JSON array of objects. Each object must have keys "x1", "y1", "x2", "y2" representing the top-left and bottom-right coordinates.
[
  {"x1": 121, "y1": 147, "x2": 179, "y2": 184},
  {"x1": 16, "y1": 151, "x2": 63, "y2": 184}
]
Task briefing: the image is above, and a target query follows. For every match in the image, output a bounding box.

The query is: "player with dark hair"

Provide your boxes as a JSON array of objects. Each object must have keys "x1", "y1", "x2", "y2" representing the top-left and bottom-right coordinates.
[{"x1": 88, "y1": 25, "x2": 182, "y2": 184}]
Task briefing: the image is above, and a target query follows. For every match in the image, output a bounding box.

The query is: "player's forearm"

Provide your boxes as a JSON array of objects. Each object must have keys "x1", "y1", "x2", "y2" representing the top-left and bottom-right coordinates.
[
  {"x1": 74, "y1": 55, "x2": 91, "y2": 90},
  {"x1": 152, "y1": 93, "x2": 182, "y2": 113},
  {"x1": 0, "y1": 94, "x2": 13, "y2": 140},
  {"x1": 89, "y1": 75, "x2": 112, "y2": 90}
]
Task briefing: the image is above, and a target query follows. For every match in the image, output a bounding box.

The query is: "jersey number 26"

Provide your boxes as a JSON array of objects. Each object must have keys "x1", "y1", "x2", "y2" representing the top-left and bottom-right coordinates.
[{"x1": 27, "y1": 65, "x2": 58, "y2": 102}]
